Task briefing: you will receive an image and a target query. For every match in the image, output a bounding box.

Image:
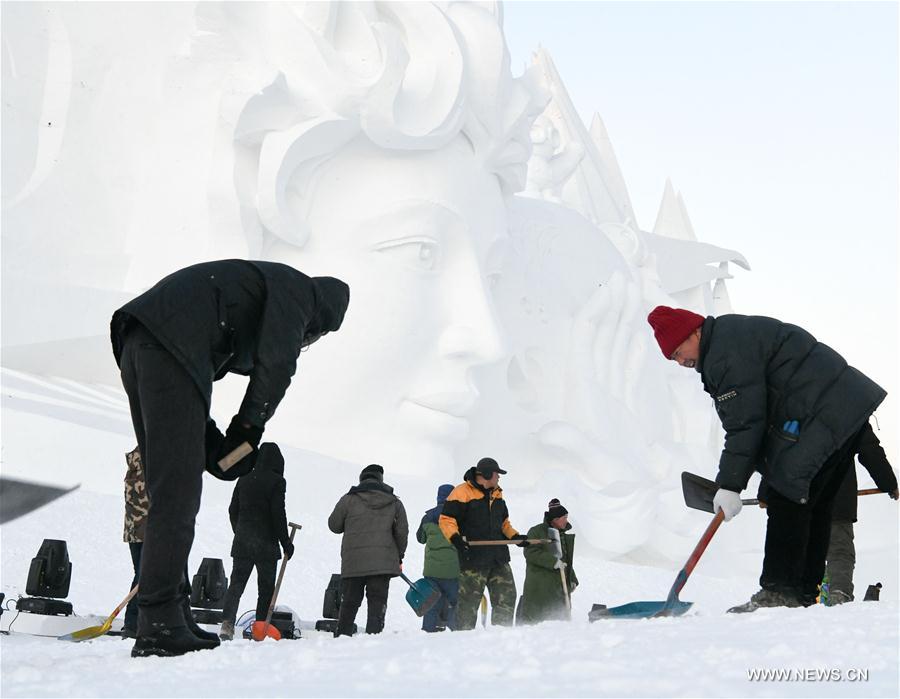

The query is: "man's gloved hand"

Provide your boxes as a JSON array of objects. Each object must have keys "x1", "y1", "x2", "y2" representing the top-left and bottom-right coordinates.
[
  {"x1": 283, "y1": 541, "x2": 295, "y2": 560},
  {"x1": 889, "y1": 488, "x2": 899, "y2": 501},
  {"x1": 553, "y1": 559, "x2": 564, "y2": 570},
  {"x1": 713, "y1": 488, "x2": 743, "y2": 521},
  {"x1": 512, "y1": 534, "x2": 530, "y2": 548},
  {"x1": 222, "y1": 415, "x2": 263, "y2": 452},
  {"x1": 450, "y1": 534, "x2": 470, "y2": 555}
]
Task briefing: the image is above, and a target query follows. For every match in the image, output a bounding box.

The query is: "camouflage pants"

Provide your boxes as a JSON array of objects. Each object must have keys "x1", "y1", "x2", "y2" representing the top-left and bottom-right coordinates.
[{"x1": 456, "y1": 564, "x2": 517, "y2": 630}]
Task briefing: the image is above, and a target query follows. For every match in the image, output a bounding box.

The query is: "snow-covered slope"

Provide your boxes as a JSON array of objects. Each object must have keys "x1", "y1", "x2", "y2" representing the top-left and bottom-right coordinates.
[{"x1": 1, "y1": 373, "x2": 898, "y2": 698}]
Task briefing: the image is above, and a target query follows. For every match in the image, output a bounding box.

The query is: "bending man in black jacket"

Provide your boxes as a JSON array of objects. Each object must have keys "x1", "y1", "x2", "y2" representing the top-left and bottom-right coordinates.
[
  {"x1": 648, "y1": 306, "x2": 887, "y2": 612},
  {"x1": 111, "y1": 260, "x2": 349, "y2": 657},
  {"x1": 219, "y1": 443, "x2": 295, "y2": 640}
]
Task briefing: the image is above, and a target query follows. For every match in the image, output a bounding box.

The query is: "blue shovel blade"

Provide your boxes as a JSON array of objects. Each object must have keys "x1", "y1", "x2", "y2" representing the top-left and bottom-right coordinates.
[{"x1": 592, "y1": 599, "x2": 693, "y2": 619}]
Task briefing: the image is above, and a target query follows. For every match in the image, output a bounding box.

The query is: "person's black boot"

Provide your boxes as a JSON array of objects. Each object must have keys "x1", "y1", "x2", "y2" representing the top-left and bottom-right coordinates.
[
  {"x1": 180, "y1": 596, "x2": 221, "y2": 645},
  {"x1": 131, "y1": 623, "x2": 219, "y2": 658}
]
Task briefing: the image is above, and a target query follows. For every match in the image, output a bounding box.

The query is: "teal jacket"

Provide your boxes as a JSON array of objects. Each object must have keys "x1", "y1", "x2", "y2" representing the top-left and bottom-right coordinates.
[
  {"x1": 521, "y1": 520, "x2": 577, "y2": 624},
  {"x1": 416, "y1": 505, "x2": 460, "y2": 579}
]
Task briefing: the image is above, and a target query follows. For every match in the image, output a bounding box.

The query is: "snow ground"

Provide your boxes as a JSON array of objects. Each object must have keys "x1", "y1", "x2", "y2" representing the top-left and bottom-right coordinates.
[{"x1": 1, "y1": 371, "x2": 898, "y2": 698}]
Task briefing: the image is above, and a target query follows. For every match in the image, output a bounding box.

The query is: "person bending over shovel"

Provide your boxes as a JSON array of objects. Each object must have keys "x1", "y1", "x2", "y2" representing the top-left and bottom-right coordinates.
[
  {"x1": 218, "y1": 443, "x2": 294, "y2": 640},
  {"x1": 111, "y1": 260, "x2": 349, "y2": 657},
  {"x1": 647, "y1": 306, "x2": 887, "y2": 613},
  {"x1": 328, "y1": 464, "x2": 408, "y2": 637},
  {"x1": 439, "y1": 457, "x2": 530, "y2": 630}
]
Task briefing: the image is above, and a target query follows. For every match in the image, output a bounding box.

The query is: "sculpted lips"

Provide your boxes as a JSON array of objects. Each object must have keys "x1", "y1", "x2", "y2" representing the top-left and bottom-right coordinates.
[{"x1": 407, "y1": 392, "x2": 477, "y2": 418}]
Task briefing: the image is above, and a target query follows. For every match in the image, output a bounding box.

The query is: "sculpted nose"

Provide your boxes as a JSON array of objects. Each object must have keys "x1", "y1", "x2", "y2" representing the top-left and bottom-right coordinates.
[{"x1": 438, "y1": 282, "x2": 505, "y2": 365}]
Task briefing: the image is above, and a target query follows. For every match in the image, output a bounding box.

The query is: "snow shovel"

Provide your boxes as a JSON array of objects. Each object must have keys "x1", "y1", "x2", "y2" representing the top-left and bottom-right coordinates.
[
  {"x1": 593, "y1": 511, "x2": 725, "y2": 620},
  {"x1": 58, "y1": 585, "x2": 138, "y2": 642},
  {"x1": 465, "y1": 538, "x2": 551, "y2": 546},
  {"x1": 547, "y1": 527, "x2": 572, "y2": 619},
  {"x1": 251, "y1": 521, "x2": 301, "y2": 641},
  {"x1": 681, "y1": 471, "x2": 884, "y2": 513},
  {"x1": 399, "y1": 572, "x2": 442, "y2": 617}
]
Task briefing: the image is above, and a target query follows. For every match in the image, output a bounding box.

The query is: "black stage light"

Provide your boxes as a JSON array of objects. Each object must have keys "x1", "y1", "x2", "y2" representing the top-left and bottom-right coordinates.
[
  {"x1": 189, "y1": 557, "x2": 228, "y2": 625},
  {"x1": 17, "y1": 539, "x2": 73, "y2": 616}
]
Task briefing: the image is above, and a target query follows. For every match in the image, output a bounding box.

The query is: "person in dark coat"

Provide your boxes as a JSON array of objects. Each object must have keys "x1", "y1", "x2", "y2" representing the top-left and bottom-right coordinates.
[
  {"x1": 648, "y1": 306, "x2": 887, "y2": 612},
  {"x1": 805, "y1": 420, "x2": 896, "y2": 604},
  {"x1": 521, "y1": 499, "x2": 578, "y2": 624},
  {"x1": 218, "y1": 443, "x2": 294, "y2": 640},
  {"x1": 110, "y1": 259, "x2": 349, "y2": 657},
  {"x1": 328, "y1": 464, "x2": 408, "y2": 637},
  {"x1": 439, "y1": 457, "x2": 529, "y2": 630},
  {"x1": 416, "y1": 484, "x2": 459, "y2": 632}
]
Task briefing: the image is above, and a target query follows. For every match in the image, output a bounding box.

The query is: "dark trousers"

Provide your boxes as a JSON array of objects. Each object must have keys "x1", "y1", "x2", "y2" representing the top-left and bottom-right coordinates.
[
  {"x1": 336, "y1": 575, "x2": 390, "y2": 636},
  {"x1": 119, "y1": 324, "x2": 206, "y2": 633},
  {"x1": 421, "y1": 577, "x2": 458, "y2": 632},
  {"x1": 760, "y1": 431, "x2": 857, "y2": 603},
  {"x1": 221, "y1": 557, "x2": 277, "y2": 623},
  {"x1": 124, "y1": 542, "x2": 192, "y2": 631}
]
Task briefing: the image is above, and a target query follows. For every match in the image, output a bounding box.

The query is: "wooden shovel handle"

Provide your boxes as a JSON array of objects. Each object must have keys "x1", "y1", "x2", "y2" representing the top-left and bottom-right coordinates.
[
  {"x1": 465, "y1": 539, "x2": 551, "y2": 546},
  {"x1": 218, "y1": 442, "x2": 253, "y2": 471}
]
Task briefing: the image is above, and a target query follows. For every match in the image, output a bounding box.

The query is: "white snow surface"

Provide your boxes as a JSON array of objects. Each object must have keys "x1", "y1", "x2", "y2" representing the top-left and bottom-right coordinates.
[{"x1": 1, "y1": 378, "x2": 898, "y2": 698}]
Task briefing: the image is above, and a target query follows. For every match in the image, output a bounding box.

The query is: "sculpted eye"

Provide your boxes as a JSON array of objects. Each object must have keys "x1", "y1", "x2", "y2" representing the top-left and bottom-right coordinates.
[{"x1": 374, "y1": 238, "x2": 441, "y2": 272}]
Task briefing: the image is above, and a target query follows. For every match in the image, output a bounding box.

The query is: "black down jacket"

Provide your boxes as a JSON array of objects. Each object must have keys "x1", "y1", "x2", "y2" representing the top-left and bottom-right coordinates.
[
  {"x1": 228, "y1": 443, "x2": 291, "y2": 560},
  {"x1": 831, "y1": 421, "x2": 897, "y2": 522},
  {"x1": 111, "y1": 259, "x2": 349, "y2": 428},
  {"x1": 698, "y1": 314, "x2": 886, "y2": 504},
  {"x1": 328, "y1": 479, "x2": 408, "y2": 578}
]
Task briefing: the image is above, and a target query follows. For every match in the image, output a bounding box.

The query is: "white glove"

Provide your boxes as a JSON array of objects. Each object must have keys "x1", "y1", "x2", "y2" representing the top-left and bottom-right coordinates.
[
  {"x1": 713, "y1": 488, "x2": 743, "y2": 521},
  {"x1": 553, "y1": 559, "x2": 564, "y2": 570}
]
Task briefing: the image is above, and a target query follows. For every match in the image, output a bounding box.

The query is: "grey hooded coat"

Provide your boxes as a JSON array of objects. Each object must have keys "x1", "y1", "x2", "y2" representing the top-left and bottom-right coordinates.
[{"x1": 328, "y1": 480, "x2": 408, "y2": 578}]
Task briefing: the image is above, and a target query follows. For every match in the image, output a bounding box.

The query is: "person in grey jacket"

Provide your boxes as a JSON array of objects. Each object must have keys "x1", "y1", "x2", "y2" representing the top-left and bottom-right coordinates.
[
  {"x1": 648, "y1": 306, "x2": 887, "y2": 612},
  {"x1": 328, "y1": 464, "x2": 408, "y2": 636}
]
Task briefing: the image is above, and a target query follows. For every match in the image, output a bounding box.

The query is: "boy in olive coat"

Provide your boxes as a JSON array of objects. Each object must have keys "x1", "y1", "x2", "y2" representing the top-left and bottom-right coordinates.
[
  {"x1": 416, "y1": 484, "x2": 459, "y2": 631},
  {"x1": 521, "y1": 499, "x2": 577, "y2": 623}
]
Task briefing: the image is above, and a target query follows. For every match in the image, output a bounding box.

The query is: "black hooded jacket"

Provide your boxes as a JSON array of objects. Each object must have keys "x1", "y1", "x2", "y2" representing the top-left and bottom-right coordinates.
[
  {"x1": 110, "y1": 259, "x2": 349, "y2": 428},
  {"x1": 228, "y1": 443, "x2": 291, "y2": 560},
  {"x1": 830, "y1": 422, "x2": 896, "y2": 522},
  {"x1": 698, "y1": 314, "x2": 886, "y2": 503}
]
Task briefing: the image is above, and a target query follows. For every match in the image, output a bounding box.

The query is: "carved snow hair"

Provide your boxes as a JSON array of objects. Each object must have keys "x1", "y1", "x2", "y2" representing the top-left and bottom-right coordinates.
[{"x1": 195, "y1": 1, "x2": 548, "y2": 248}]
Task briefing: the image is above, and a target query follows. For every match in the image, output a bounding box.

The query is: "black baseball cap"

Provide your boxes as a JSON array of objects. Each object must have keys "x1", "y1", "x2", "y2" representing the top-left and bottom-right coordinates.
[{"x1": 475, "y1": 457, "x2": 507, "y2": 476}]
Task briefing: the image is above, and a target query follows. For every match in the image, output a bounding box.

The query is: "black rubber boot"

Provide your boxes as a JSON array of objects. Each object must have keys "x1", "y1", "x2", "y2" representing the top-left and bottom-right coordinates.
[
  {"x1": 131, "y1": 624, "x2": 219, "y2": 658},
  {"x1": 181, "y1": 596, "x2": 221, "y2": 645}
]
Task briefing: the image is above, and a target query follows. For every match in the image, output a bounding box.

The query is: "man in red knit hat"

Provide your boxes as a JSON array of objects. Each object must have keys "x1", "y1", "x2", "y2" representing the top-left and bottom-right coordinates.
[{"x1": 647, "y1": 306, "x2": 889, "y2": 612}]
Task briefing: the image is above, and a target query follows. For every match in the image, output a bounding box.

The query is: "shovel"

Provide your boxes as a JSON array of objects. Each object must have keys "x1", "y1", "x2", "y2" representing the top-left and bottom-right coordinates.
[
  {"x1": 251, "y1": 521, "x2": 301, "y2": 641},
  {"x1": 399, "y1": 572, "x2": 442, "y2": 617},
  {"x1": 547, "y1": 527, "x2": 572, "y2": 619},
  {"x1": 58, "y1": 585, "x2": 138, "y2": 642},
  {"x1": 593, "y1": 511, "x2": 725, "y2": 620},
  {"x1": 681, "y1": 471, "x2": 884, "y2": 513},
  {"x1": 465, "y1": 538, "x2": 551, "y2": 546}
]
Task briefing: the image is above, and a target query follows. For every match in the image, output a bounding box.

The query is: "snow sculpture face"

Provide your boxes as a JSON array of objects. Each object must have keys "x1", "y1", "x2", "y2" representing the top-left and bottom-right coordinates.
[
  {"x1": 225, "y1": 2, "x2": 547, "y2": 474},
  {"x1": 265, "y1": 136, "x2": 507, "y2": 472}
]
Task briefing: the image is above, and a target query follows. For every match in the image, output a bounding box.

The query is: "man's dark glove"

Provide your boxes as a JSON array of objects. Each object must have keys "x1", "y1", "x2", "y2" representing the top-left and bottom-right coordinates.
[
  {"x1": 512, "y1": 534, "x2": 530, "y2": 548},
  {"x1": 450, "y1": 534, "x2": 470, "y2": 554},
  {"x1": 224, "y1": 415, "x2": 263, "y2": 450},
  {"x1": 283, "y1": 541, "x2": 295, "y2": 560},
  {"x1": 204, "y1": 416, "x2": 261, "y2": 481},
  {"x1": 890, "y1": 488, "x2": 899, "y2": 501}
]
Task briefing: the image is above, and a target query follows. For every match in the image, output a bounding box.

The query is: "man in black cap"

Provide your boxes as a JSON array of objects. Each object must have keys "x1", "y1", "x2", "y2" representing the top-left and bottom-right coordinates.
[
  {"x1": 111, "y1": 259, "x2": 349, "y2": 657},
  {"x1": 439, "y1": 457, "x2": 528, "y2": 630},
  {"x1": 328, "y1": 464, "x2": 408, "y2": 637}
]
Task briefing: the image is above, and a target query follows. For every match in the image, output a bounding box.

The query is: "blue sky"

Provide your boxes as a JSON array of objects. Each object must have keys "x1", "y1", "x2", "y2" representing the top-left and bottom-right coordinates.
[{"x1": 503, "y1": 1, "x2": 899, "y2": 461}]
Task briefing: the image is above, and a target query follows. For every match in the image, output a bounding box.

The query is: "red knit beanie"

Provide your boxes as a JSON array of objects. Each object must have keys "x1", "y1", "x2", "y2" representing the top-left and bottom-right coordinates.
[{"x1": 647, "y1": 306, "x2": 705, "y2": 358}]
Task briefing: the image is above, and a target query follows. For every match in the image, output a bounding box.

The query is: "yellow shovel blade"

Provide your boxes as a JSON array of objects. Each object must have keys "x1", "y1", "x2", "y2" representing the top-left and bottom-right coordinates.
[{"x1": 57, "y1": 615, "x2": 114, "y2": 642}]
